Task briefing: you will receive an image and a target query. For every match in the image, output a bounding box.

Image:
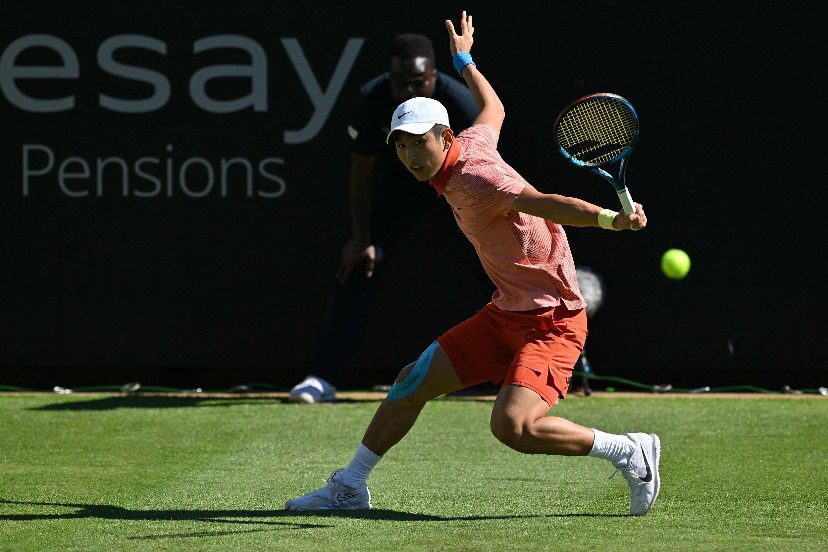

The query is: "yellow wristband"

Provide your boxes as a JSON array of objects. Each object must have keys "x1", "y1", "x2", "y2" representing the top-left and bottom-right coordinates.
[{"x1": 598, "y1": 208, "x2": 619, "y2": 230}]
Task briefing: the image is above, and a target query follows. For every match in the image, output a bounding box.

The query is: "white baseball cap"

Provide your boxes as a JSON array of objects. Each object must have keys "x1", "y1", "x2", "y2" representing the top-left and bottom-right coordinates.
[{"x1": 386, "y1": 97, "x2": 450, "y2": 143}]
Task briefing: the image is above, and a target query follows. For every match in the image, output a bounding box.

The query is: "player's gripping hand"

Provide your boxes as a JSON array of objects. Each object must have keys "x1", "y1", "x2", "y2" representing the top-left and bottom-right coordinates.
[
  {"x1": 445, "y1": 10, "x2": 474, "y2": 56},
  {"x1": 615, "y1": 203, "x2": 648, "y2": 231}
]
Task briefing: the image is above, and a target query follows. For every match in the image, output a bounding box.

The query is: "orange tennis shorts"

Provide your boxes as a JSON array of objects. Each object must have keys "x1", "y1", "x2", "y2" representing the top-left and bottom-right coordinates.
[{"x1": 437, "y1": 303, "x2": 588, "y2": 407}]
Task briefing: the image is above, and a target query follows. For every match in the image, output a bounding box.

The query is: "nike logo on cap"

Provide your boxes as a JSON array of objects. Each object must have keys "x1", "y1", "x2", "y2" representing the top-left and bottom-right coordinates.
[
  {"x1": 397, "y1": 111, "x2": 413, "y2": 119},
  {"x1": 639, "y1": 446, "x2": 653, "y2": 482}
]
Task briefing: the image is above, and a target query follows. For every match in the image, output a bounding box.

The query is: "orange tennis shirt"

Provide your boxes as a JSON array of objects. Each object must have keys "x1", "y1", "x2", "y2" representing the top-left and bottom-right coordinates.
[{"x1": 430, "y1": 124, "x2": 585, "y2": 312}]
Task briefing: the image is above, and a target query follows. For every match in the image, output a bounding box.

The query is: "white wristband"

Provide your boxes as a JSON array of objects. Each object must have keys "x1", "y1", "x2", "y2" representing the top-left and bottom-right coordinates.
[{"x1": 598, "y1": 208, "x2": 619, "y2": 230}]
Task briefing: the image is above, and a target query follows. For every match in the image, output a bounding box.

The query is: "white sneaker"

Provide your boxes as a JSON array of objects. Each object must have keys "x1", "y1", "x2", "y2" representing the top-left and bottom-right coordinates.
[
  {"x1": 289, "y1": 375, "x2": 336, "y2": 403},
  {"x1": 285, "y1": 469, "x2": 371, "y2": 511},
  {"x1": 619, "y1": 433, "x2": 661, "y2": 516}
]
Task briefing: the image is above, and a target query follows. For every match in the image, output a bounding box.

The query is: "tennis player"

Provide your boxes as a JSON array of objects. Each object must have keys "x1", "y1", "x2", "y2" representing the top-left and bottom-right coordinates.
[{"x1": 286, "y1": 11, "x2": 660, "y2": 516}]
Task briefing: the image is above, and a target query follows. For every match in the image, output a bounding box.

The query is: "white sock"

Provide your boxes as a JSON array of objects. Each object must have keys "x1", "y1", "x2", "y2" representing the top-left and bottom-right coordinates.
[
  {"x1": 341, "y1": 443, "x2": 381, "y2": 485},
  {"x1": 588, "y1": 429, "x2": 634, "y2": 468}
]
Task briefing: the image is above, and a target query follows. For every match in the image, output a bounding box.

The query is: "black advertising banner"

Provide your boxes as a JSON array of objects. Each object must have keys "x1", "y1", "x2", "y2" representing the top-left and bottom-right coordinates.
[{"x1": 1, "y1": 2, "x2": 823, "y2": 389}]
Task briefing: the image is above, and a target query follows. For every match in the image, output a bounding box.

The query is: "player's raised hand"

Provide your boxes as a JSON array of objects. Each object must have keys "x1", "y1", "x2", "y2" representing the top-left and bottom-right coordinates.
[{"x1": 445, "y1": 10, "x2": 474, "y2": 56}]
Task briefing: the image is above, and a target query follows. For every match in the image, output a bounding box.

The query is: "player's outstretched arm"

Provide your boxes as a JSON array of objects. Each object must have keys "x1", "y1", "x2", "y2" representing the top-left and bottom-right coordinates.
[
  {"x1": 445, "y1": 11, "x2": 505, "y2": 140},
  {"x1": 512, "y1": 183, "x2": 648, "y2": 230}
]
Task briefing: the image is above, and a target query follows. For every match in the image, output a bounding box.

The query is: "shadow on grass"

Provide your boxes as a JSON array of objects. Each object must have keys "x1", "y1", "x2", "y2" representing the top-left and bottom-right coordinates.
[
  {"x1": 308, "y1": 509, "x2": 628, "y2": 520},
  {"x1": 0, "y1": 498, "x2": 332, "y2": 531},
  {"x1": 0, "y1": 498, "x2": 625, "y2": 529},
  {"x1": 27, "y1": 389, "x2": 501, "y2": 411},
  {"x1": 29, "y1": 395, "x2": 375, "y2": 411}
]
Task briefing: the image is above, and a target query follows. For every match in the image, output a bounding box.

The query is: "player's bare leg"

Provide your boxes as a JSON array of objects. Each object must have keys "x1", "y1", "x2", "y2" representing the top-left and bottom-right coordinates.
[
  {"x1": 489, "y1": 384, "x2": 594, "y2": 454},
  {"x1": 490, "y1": 384, "x2": 660, "y2": 515},
  {"x1": 361, "y1": 344, "x2": 463, "y2": 456},
  {"x1": 285, "y1": 342, "x2": 463, "y2": 511}
]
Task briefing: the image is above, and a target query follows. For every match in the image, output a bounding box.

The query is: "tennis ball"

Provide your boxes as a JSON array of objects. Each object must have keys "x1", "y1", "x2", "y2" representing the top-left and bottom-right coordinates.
[{"x1": 661, "y1": 248, "x2": 691, "y2": 279}]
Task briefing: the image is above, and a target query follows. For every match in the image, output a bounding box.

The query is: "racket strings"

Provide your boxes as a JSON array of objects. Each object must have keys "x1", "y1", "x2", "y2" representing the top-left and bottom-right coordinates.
[{"x1": 557, "y1": 98, "x2": 637, "y2": 166}]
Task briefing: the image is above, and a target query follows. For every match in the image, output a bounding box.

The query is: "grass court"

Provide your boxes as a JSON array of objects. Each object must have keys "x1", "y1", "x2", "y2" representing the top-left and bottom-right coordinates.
[{"x1": 1, "y1": 392, "x2": 826, "y2": 550}]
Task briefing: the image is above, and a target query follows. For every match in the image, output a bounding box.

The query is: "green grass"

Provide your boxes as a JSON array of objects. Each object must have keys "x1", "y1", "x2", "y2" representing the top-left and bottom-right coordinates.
[{"x1": 1, "y1": 393, "x2": 827, "y2": 551}]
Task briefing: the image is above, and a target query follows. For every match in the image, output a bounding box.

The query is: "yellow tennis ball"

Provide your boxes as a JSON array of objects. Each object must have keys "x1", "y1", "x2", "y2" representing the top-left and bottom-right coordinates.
[{"x1": 661, "y1": 248, "x2": 691, "y2": 279}]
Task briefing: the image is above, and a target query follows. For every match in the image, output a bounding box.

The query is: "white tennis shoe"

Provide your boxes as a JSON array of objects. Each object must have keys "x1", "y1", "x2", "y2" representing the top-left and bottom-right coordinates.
[
  {"x1": 618, "y1": 432, "x2": 661, "y2": 516},
  {"x1": 288, "y1": 375, "x2": 336, "y2": 403},
  {"x1": 285, "y1": 470, "x2": 371, "y2": 511}
]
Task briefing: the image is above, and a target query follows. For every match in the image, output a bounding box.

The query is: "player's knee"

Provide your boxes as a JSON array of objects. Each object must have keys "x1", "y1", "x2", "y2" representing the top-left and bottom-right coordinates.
[
  {"x1": 387, "y1": 341, "x2": 439, "y2": 403},
  {"x1": 395, "y1": 364, "x2": 413, "y2": 384},
  {"x1": 386, "y1": 365, "x2": 428, "y2": 407},
  {"x1": 490, "y1": 413, "x2": 532, "y2": 453}
]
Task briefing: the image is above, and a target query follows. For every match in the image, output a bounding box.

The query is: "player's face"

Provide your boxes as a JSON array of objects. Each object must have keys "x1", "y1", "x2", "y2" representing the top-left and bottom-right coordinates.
[
  {"x1": 394, "y1": 129, "x2": 449, "y2": 181},
  {"x1": 389, "y1": 56, "x2": 437, "y2": 103}
]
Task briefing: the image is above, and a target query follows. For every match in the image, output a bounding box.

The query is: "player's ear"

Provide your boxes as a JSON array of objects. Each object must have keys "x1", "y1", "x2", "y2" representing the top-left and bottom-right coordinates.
[{"x1": 442, "y1": 127, "x2": 454, "y2": 150}]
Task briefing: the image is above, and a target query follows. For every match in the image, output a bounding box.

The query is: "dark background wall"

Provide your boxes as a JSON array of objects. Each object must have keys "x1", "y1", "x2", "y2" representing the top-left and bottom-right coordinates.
[{"x1": 1, "y1": 1, "x2": 823, "y2": 390}]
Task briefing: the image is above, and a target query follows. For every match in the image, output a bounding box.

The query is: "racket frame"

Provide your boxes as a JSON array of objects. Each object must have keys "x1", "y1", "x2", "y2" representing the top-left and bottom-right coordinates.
[{"x1": 554, "y1": 93, "x2": 639, "y2": 214}]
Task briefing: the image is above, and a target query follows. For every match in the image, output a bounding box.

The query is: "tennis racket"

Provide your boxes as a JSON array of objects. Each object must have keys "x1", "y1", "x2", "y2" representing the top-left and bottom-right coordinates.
[{"x1": 553, "y1": 93, "x2": 639, "y2": 215}]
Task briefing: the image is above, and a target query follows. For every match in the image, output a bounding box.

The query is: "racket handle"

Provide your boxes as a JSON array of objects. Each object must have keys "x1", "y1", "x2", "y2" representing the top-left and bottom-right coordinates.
[{"x1": 617, "y1": 187, "x2": 635, "y2": 215}]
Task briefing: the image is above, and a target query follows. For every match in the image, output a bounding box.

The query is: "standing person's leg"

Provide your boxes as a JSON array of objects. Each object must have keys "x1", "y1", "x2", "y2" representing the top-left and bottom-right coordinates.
[
  {"x1": 291, "y1": 200, "x2": 427, "y2": 403},
  {"x1": 285, "y1": 342, "x2": 465, "y2": 510},
  {"x1": 290, "y1": 265, "x2": 382, "y2": 403}
]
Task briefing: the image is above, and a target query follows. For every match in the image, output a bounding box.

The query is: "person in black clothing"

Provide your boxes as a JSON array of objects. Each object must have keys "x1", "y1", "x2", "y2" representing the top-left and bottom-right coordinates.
[{"x1": 289, "y1": 33, "x2": 480, "y2": 403}]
